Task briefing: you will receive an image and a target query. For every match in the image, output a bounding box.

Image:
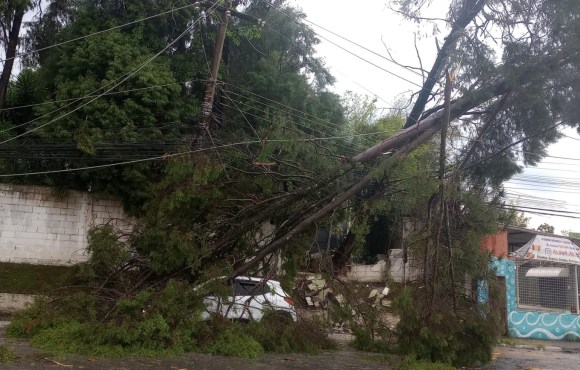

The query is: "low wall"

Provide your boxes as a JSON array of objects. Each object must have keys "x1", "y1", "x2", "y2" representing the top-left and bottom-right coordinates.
[
  {"x1": 0, "y1": 293, "x2": 36, "y2": 313},
  {"x1": 508, "y1": 310, "x2": 580, "y2": 340},
  {"x1": 0, "y1": 184, "x2": 131, "y2": 265},
  {"x1": 346, "y1": 260, "x2": 387, "y2": 283},
  {"x1": 492, "y1": 258, "x2": 580, "y2": 340}
]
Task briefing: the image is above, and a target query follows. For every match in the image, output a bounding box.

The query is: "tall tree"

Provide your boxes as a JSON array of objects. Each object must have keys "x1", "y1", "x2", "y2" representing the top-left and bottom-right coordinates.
[
  {"x1": 0, "y1": 0, "x2": 33, "y2": 112},
  {"x1": 537, "y1": 223, "x2": 555, "y2": 234}
]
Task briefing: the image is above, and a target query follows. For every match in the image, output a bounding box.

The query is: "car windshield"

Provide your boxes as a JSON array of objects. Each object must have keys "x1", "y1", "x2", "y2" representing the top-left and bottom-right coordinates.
[{"x1": 233, "y1": 279, "x2": 270, "y2": 296}]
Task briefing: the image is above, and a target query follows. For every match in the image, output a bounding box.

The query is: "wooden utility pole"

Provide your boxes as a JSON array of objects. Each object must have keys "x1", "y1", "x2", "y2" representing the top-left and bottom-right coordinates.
[{"x1": 201, "y1": 4, "x2": 231, "y2": 128}]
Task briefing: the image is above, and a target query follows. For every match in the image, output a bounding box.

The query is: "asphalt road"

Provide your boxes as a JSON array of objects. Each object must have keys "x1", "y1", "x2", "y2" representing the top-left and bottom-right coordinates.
[
  {"x1": 483, "y1": 346, "x2": 580, "y2": 370},
  {"x1": 3, "y1": 321, "x2": 580, "y2": 369}
]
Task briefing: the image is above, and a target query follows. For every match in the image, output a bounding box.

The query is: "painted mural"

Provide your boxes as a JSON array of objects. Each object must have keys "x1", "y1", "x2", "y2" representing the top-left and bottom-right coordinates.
[{"x1": 491, "y1": 258, "x2": 580, "y2": 340}]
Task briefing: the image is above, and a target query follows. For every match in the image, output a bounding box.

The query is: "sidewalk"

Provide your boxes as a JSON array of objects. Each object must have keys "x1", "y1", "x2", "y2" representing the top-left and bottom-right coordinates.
[{"x1": 501, "y1": 337, "x2": 580, "y2": 353}]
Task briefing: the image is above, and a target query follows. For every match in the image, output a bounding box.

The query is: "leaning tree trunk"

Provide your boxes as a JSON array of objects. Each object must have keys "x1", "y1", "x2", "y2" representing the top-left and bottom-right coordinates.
[
  {"x1": 403, "y1": 0, "x2": 487, "y2": 129},
  {"x1": 332, "y1": 230, "x2": 356, "y2": 274}
]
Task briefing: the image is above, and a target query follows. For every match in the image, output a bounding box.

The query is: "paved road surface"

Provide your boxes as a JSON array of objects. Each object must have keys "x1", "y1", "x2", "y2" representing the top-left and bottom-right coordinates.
[
  {"x1": 3, "y1": 321, "x2": 580, "y2": 369},
  {"x1": 484, "y1": 346, "x2": 580, "y2": 370}
]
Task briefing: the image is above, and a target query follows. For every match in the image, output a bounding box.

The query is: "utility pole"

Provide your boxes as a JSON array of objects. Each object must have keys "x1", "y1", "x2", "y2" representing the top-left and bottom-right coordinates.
[{"x1": 201, "y1": 2, "x2": 231, "y2": 129}]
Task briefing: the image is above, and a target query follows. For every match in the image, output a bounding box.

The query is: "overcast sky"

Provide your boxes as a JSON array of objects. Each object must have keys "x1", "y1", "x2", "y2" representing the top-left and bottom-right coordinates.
[{"x1": 291, "y1": 0, "x2": 580, "y2": 234}]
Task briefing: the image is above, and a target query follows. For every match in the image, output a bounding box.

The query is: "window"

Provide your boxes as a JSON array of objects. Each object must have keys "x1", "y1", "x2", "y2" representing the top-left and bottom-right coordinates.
[
  {"x1": 233, "y1": 280, "x2": 270, "y2": 296},
  {"x1": 516, "y1": 260, "x2": 580, "y2": 313}
]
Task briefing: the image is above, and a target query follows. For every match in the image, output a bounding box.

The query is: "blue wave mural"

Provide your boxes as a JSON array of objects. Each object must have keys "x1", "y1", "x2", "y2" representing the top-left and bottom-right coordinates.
[{"x1": 492, "y1": 258, "x2": 580, "y2": 341}]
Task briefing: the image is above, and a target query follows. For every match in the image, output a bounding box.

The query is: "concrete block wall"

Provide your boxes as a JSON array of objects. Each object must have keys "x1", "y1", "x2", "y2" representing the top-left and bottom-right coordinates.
[
  {"x1": 389, "y1": 249, "x2": 421, "y2": 283},
  {"x1": 0, "y1": 184, "x2": 131, "y2": 265},
  {"x1": 346, "y1": 260, "x2": 388, "y2": 283}
]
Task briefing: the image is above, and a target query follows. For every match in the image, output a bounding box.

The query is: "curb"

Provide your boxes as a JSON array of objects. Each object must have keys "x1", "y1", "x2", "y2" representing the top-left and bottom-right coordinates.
[{"x1": 502, "y1": 343, "x2": 580, "y2": 353}]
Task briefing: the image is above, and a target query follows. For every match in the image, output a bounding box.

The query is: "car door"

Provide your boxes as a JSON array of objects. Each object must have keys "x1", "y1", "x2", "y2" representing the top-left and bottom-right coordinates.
[{"x1": 201, "y1": 278, "x2": 242, "y2": 320}]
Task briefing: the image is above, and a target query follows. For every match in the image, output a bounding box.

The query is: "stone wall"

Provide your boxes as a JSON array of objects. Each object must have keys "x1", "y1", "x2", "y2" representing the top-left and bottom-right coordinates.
[{"x1": 0, "y1": 184, "x2": 131, "y2": 265}]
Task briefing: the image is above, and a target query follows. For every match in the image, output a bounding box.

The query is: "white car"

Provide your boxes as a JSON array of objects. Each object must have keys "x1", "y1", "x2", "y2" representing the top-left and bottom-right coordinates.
[{"x1": 201, "y1": 276, "x2": 297, "y2": 322}]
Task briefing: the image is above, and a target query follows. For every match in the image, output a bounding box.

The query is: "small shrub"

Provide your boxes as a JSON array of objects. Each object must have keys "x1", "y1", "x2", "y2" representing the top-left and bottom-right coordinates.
[
  {"x1": 564, "y1": 333, "x2": 580, "y2": 342},
  {"x1": 7, "y1": 298, "x2": 53, "y2": 338},
  {"x1": 396, "y1": 356, "x2": 456, "y2": 370},
  {"x1": 350, "y1": 324, "x2": 390, "y2": 353},
  {"x1": 204, "y1": 330, "x2": 264, "y2": 359},
  {"x1": 394, "y1": 286, "x2": 502, "y2": 367},
  {"x1": 29, "y1": 320, "x2": 106, "y2": 356},
  {"x1": 8, "y1": 279, "x2": 204, "y2": 357},
  {"x1": 0, "y1": 346, "x2": 16, "y2": 363},
  {"x1": 248, "y1": 313, "x2": 335, "y2": 354}
]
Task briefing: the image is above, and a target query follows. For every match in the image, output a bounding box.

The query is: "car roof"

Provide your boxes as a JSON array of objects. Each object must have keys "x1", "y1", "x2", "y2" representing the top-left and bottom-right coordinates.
[{"x1": 235, "y1": 276, "x2": 281, "y2": 285}]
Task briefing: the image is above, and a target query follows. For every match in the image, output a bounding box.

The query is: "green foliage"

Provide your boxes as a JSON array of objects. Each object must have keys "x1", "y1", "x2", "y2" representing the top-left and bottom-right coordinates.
[
  {"x1": 394, "y1": 283, "x2": 503, "y2": 367},
  {"x1": 346, "y1": 295, "x2": 394, "y2": 353},
  {"x1": 0, "y1": 346, "x2": 16, "y2": 363},
  {"x1": 7, "y1": 281, "x2": 203, "y2": 357},
  {"x1": 248, "y1": 313, "x2": 335, "y2": 354},
  {"x1": 86, "y1": 226, "x2": 131, "y2": 275},
  {"x1": 203, "y1": 330, "x2": 264, "y2": 359},
  {"x1": 537, "y1": 223, "x2": 555, "y2": 234},
  {"x1": 7, "y1": 298, "x2": 56, "y2": 338},
  {"x1": 395, "y1": 356, "x2": 456, "y2": 370},
  {"x1": 350, "y1": 325, "x2": 391, "y2": 353},
  {"x1": 506, "y1": 209, "x2": 530, "y2": 228},
  {"x1": 387, "y1": 178, "x2": 507, "y2": 368}
]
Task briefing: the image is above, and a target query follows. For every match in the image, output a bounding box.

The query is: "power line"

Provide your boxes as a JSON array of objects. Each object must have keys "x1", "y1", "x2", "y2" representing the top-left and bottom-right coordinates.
[
  {"x1": 0, "y1": 2, "x2": 203, "y2": 64},
  {"x1": 0, "y1": 132, "x2": 399, "y2": 177},
  {"x1": 267, "y1": 1, "x2": 427, "y2": 84},
  {"x1": 503, "y1": 185, "x2": 580, "y2": 194},
  {"x1": 313, "y1": 32, "x2": 424, "y2": 88},
  {"x1": 497, "y1": 206, "x2": 580, "y2": 220},
  {"x1": 259, "y1": 24, "x2": 396, "y2": 106},
  {"x1": 0, "y1": 2, "x2": 219, "y2": 146},
  {"x1": 522, "y1": 166, "x2": 580, "y2": 174},
  {"x1": 218, "y1": 85, "x2": 344, "y2": 133},
  {"x1": 0, "y1": 80, "x2": 208, "y2": 113},
  {"x1": 455, "y1": 133, "x2": 580, "y2": 163},
  {"x1": 506, "y1": 205, "x2": 580, "y2": 216}
]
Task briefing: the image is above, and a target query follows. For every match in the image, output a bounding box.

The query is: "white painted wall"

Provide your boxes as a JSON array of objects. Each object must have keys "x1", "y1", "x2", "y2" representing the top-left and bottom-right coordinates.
[
  {"x1": 389, "y1": 249, "x2": 421, "y2": 283},
  {"x1": 0, "y1": 293, "x2": 36, "y2": 313},
  {"x1": 0, "y1": 184, "x2": 131, "y2": 265},
  {"x1": 347, "y1": 260, "x2": 388, "y2": 283}
]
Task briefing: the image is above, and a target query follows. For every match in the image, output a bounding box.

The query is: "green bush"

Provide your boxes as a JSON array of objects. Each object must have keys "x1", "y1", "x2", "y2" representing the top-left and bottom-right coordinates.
[
  {"x1": 204, "y1": 330, "x2": 264, "y2": 359},
  {"x1": 7, "y1": 280, "x2": 204, "y2": 357},
  {"x1": 396, "y1": 356, "x2": 456, "y2": 370},
  {"x1": 350, "y1": 324, "x2": 390, "y2": 353},
  {"x1": 248, "y1": 313, "x2": 335, "y2": 354},
  {"x1": 0, "y1": 346, "x2": 16, "y2": 363},
  {"x1": 7, "y1": 274, "x2": 332, "y2": 359},
  {"x1": 7, "y1": 298, "x2": 54, "y2": 338},
  {"x1": 394, "y1": 287, "x2": 502, "y2": 367}
]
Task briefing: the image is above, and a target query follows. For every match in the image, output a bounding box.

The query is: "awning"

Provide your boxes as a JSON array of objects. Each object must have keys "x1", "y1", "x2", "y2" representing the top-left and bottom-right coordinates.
[
  {"x1": 514, "y1": 235, "x2": 580, "y2": 265},
  {"x1": 525, "y1": 267, "x2": 570, "y2": 278}
]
